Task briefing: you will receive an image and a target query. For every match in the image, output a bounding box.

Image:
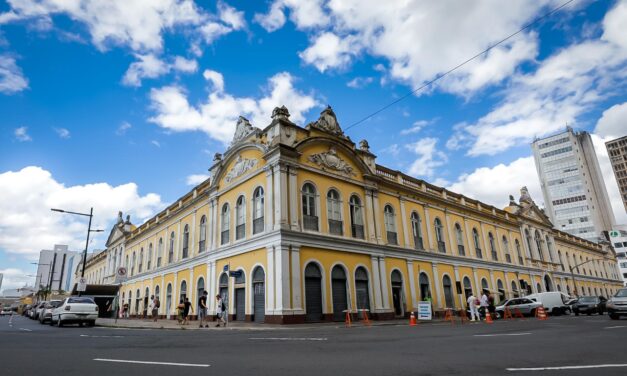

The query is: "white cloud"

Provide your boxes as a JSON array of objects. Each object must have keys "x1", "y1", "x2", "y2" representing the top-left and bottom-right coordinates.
[
  {"x1": 400, "y1": 120, "x2": 431, "y2": 135},
  {"x1": 0, "y1": 267, "x2": 34, "y2": 293},
  {"x1": 255, "y1": 0, "x2": 327, "y2": 32},
  {"x1": 379, "y1": 143, "x2": 400, "y2": 157},
  {"x1": 116, "y1": 121, "x2": 132, "y2": 135},
  {"x1": 601, "y1": 0, "x2": 627, "y2": 50},
  {"x1": 122, "y1": 54, "x2": 198, "y2": 87},
  {"x1": 447, "y1": 2, "x2": 627, "y2": 156},
  {"x1": 299, "y1": 32, "x2": 360, "y2": 72},
  {"x1": 151, "y1": 140, "x2": 161, "y2": 148},
  {"x1": 594, "y1": 102, "x2": 627, "y2": 139},
  {"x1": 148, "y1": 71, "x2": 318, "y2": 144},
  {"x1": 53, "y1": 127, "x2": 71, "y2": 139},
  {"x1": 346, "y1": 76, "x2": 373, "y2": 89},
  {"x1": 0, "y1": 55, "x2": 28, "y2": 94},
  {"x1": 405, "y1": 138, "x2": 447, "y2": 178},
  {"x1": 14, "y1": 126, "x2": 31, "y2": 142},
  {"x1": 186, "y1": 174, "x2": 210, "y2": 186},
  {"x1": 447, "y1": 156, "x2": 544, "y2": 210},
  {"x1": 253, "y1": 1, "x2": 286, "y2": 32},
  {"x1": 0, "y1": 0, "x2": 244, "y2": 53},
  {"x1": 203, "y1": 69, "x2": 225, "y2": 92},
  {"x1": 0, "y1": 166, "x2": 164, "y2": 260}
]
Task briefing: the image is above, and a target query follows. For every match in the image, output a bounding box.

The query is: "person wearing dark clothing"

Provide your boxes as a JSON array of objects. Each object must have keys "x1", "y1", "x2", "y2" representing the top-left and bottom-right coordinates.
[
  {"x1": 198, "y1": 291, "x2": 208, "y2": 328},
  {"x1": 183, "y1": 297, "x2": 193, "y2": 325}
]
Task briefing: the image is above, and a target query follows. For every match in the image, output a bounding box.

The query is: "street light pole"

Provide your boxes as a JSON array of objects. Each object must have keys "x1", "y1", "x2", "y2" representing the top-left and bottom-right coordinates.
[{"x1": 569, "y1": 258, "x2": 605, "y2": 297}]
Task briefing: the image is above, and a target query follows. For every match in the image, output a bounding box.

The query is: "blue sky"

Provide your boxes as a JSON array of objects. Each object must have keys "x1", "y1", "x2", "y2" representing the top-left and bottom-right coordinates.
[{"x1": 1, "y1": 0, "x2": 627, "y2": 292}]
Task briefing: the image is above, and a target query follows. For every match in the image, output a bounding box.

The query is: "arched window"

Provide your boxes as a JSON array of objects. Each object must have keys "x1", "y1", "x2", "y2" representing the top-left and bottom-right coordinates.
[
  {"x1": 236, "y1": 196, "x2": 246, "y2": 240},
  {"x1": 221, "y1": 203, "x2": 230, "y2": 245},
  {"x1": 497, "y1": 279, "x2": 505, "y2": 301},
  {"x1": 327, "y1": 189, "x2": 343, "y2": 235},
  {"x1": 302, "y1": 183, "x2": 318, "y2": 231},
  {"x1": 384, "y1": 205, "x2": 397, "y2": 245},
  {"x1": 534, "y1": 230, "x2": 544, "y2": 261},
  {"x1": 154, "y1": 285, "x2": 160, "y2": 314},
  {"x1": 197, "y1": 277, "x2": 205, "y2": 313},
  {"x1": 502, "y1": 236, "x2": 511, "y2": 263},
  {"x1": 537, "y1": 283, "x2": 542, "y2": 293},
  {"x1": 135, "y1": 289, "x2": 141, "y2": 314},
  {"x1": 349, "y1": 195, "x2": 364, "y2": 239},
  {"x1": 525, "y1": 229, "x2": 533, "y2": 259},
  {"x1": 138, "y1": 248, "x2": 143, "y2": 273},
  {"x1": 354, "y1": 267, "x2": 370, "y2": 312},
  {"x1": 179, "y1": 280, "x2": 187, "y2": 303},
  {"x1": 442, "y1": 275, "x2": 454, "y2": 308},
  {"x1": 131, "y1": 252, "x2": 136, "y2": 275},
  {"x1": 488, "y1": 232, "x2": 497, "y2": 261},
  {"x1": 125, "y1": 255, "x2": 129, "y2": 270},
  {"x1": 455, "y1": 223, "x2": 465, "y2": 256},
  {"x1": 253, "y1": 187, "x2": 264, "y2": 234},
  {"x1": 166, "y1": 284, "x2": 172, "y2": 317},
  {"x1": 473, "y1": 228, "x2": 482, "y2": 259},
  {"x1": 182, "y1": 224, "x2": 189, "y2": 258},
  {"x1": 512, "y1": 280, "x2": 519, "y2": 298},
  {"x1": 157, "y1": 238, "x2": 163, "y2": 268},
  {"x1": 515, "y1": 239, "x2": 523, "y2": 265},
  {"x1": 558, "y1": 251, "x2": 564, "y2": 271},
  {"x1": 419, "y1": 273, "x2": 431, "y2": 301},
  {"x1": 545, "y1": 236, "x2": 554, "y2": 263},
  {"x1": 481, "y1": 278, "x2": 489, "y2": 294},
  {"x1": 199, "y1": 215, "x2": 207, "y2": 253},
  {"x1": 463, "y1": 276, "x2": 472, "y2": 298},
  {"x1": 168, "y1": 231, "x2": 175, "y2": 263},
  {"x1": 147, "y1": 243, "x2": 153, "y2": 270},
  {"x1": 410, "y1": 212, "x2": 423, "y2": 250},
  {"x1": 434, "y1": 218, "x2": 445, "y2": 253}
]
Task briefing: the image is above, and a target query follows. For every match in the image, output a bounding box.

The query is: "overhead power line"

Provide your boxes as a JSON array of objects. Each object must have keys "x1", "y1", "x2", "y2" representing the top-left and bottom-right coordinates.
[{"x1": 344, "y1": 0, "x2": 577, "y2": 132}]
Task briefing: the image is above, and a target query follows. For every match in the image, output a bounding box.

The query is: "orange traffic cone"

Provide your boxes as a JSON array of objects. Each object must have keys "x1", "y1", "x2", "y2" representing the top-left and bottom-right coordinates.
[
  {"x1": 485, "y1": 311, "x2": 493, "y2": 324},
  {"x1": 536, "y1": 306, "x2": 548, "y2": 321},
  {"x1": 409, "y1": 312, "x2": 417, "y2": 326}
]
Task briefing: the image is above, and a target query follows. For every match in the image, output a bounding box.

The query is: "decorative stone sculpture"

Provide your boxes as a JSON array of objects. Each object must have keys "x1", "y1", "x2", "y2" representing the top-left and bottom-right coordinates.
[
  {"x1": 231, "y1": 116, "x2": 255, "y2": 145},
  {"x1": 308, "y1": 147, "x2": 355, "y2": 176},
  {"x1": 213, "y1": 152, "x2": 222, "y2": 162},
  {"x1": 225, "y1": 155, "x2": 258, "y2": 183},
  {"x1": 509, "y1": 195, "x2": 516, "y2": 205},
  {"x1": 359, "y1": 139, "x2": 370, "y2": 152},
  {"x1": 519, "y1": 186, "x2": 534, "y2": 205},
  {"x1": 307, "y1": 105, "x2": 343, "y2": 136},
  {"x1": 272, "y1": 105, "x2": 290, "y2": 120},
  {"x1": 117, "y1": 211, "x2": 123, "y2": 224}
]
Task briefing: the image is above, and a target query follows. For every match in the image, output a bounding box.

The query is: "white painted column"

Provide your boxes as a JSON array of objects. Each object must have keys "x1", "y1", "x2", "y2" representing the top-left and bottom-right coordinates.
[
  {"x1": 370, "y1": 256, "x2": 383, "y2": 312},
  {"x1": 189, "y1": 268, "x2": 194, "y2": 309},
  {"x1": 288, "y1": 166, "x2": 300, "y2": 231},
  {"x1": 191, "y1": 211, "x2": 196, "y2": 257},
  {"x1": 400, "y1": 198, "x2": 410, "y2": 248},
  {"x1": 530, "y1": 273, "x2": 538, "y2": 293},
  {"x1": 489, "y1": 270, "x2": 496, "y2": 293},
  {"x1": 445, "y1": 211, "x2": 454, "y2": 254},
  {"x1": 273, "y1": 164, "x2": 289, "y2": 230},
  {"x1": 275, "y1": 244, "x2": 291, "y2": 313},
  {"x1": 406, "y1": 260, "x2": 417, "y2": 310},
  {"x1": 365, "y1": 190, "x2": 377, "y2": 243},
  {"x1": 454, "y1": 267, "x2": 463, "y2": 309},
  {"x1": 424, "y1": 205, "x2": 433, "y2": 250},
  {"x1": 211, "y1": 198, "x2": 219, "y2": 250},
  {"x1": 208, "y1": 261, "x2": 216, "y2": 315},
  {"x1": 372, "y1": 191, "x2": 383, "y2": 244},
  {"x1": 265, "y1": 166, "x2": 274, "y2": 231},
  {"x1": 480, "y1": 223, "x2": 490, "y2": 259},
  {"x1": 266, "y1": 245, "x2": 276, "y2": 315},
  {"x1": 290, "y1": 245, "x2": 303, "y2": 312},
  {"x1": 378, "y1": 257, "x2": 390, "y2": 309},
  {"x1": 472, "y1": 268, "x2": 480, "y2": 296},
  {"x1": 464, "y1": 218, "x2": 474, "y2": 258},
  {"x1": 160, "y1": 275, "x2": 165, "y2": 316},
  {"x1": 431, "y1": 263, "x2": 442, "y2": 309},
  {"x1": 172, "y1": 273, "x2": 178, "y2": 318}
]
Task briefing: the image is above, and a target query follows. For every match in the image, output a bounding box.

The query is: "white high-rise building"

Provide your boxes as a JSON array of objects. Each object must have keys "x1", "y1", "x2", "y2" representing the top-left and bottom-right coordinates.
[
  {"x1": 532, "y1": 127, "x2": 616, "y2": 243},
  {"x1": 610, "y1": 226, "x2": 627, "y2": 286},
  {"x1": 35, "y1": 245, "x2": 80, "y2": 293}
]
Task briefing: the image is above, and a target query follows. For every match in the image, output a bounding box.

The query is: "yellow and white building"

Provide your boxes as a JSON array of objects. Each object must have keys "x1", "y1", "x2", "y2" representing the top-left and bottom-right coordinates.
[{"x1": 89, "y1": 106, "x2": 623, "y2": 323}]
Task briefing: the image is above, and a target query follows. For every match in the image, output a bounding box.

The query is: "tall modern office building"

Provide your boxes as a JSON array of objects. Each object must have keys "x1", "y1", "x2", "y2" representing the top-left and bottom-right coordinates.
[
  {"x1": 532, "y1": 127, "x2": 616, "y2": 243},
  {"x1": 34, "y1": 245, "x2": 80, "y2": 293},
  {"x1": 606, "y1": 135, "x2": 627, "y2": 213},
  {"x1": 0, "y1": 273, "x2": 3, "y2": 293}
]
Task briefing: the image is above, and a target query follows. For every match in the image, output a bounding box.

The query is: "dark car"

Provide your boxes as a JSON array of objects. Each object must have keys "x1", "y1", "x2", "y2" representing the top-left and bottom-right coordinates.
[{"x1": 573, "y1": 296, "x2": 607, "y2": 315}]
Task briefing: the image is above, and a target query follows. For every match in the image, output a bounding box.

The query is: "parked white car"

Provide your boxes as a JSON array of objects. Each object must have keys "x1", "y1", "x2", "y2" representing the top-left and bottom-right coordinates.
[
  {"x1": 525, "y1": 292, "x2": 570, "y2": 315},
  {"x1": 51, "y1": 297, "x2": 98, "y2": 327},
  {"x1": 39, "y1": 300, "x2": 63, "y2": 324}
]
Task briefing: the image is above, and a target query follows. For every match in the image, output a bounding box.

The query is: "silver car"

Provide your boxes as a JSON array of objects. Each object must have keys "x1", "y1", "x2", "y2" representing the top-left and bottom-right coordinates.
[
  {"x1": 495, "y1": 297, "x2": 543, "y2": 318},
  {"x1": 607, "y1": 288, "x2": 627, "y2": 320}
]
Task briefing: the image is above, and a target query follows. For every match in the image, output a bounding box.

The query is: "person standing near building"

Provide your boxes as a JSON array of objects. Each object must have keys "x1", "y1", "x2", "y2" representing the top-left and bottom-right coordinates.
[
  {"x1": 183, "y1": 297, "x2": 193, "y2": 325},
  {"x1": 467, "y1": 292, "x2": 481, "y2": 321},
  {"x1": 480, "y1": 291, "x2": 489, "y2": 318},
  {"x1": 215, "y1": 294, "x2": 226, "y2": 327},
  {"x1": 198, "y1": 290, "x2": 208, "y2": 328},
  {"x1": 152, "y1": 296, "x2": 159, "y2": 322}
]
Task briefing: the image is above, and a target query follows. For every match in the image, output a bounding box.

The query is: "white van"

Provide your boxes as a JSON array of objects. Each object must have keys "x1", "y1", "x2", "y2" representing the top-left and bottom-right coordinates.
[{"x1": 524, "y1": 292, "x2": 570, "y2": 315}]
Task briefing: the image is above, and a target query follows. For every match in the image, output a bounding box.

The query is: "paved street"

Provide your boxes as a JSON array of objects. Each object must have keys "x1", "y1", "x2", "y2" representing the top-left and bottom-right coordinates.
[{"x1": 2, "y1": 314, "x2": 627, "y2": 375}]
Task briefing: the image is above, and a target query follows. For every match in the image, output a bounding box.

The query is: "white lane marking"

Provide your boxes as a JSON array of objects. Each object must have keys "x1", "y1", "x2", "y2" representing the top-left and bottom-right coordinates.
[
  {"x1": 80, "y1": 334, "x2": 124, "y2": 338},
  {"x1": 93, "y1": 359, "x2": 209, "y2": 367},
  {"x1": 474, "y1": 333, "x2": 531, "y2": 337},
  {"x1": 604, "y1": 325, "x2": 627, "y2": 329},
  {"x1": 249, "y1": 337, "x2": 328, "y2": 341},
  {"x1": 19, "y1": 328, "x2": 32, "y2": 332},
  {"x1": 507, "y1": 363, "x2": 627, "y2": 372}
]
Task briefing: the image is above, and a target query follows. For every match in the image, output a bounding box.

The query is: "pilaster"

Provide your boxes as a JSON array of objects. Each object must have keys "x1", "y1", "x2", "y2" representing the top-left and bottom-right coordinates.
[
  {"x1": 407, "y1": 260, "x2": 418, "y2": 310},
  {"x1": 400, "y1": 198, "x2": 409, "y2": 248},
  {"x1": 431, "y1": 262, "x2": 442, "y2": 309},
  {"x1": 288, "y1": 166, "x2": 300, "y2": 231}
]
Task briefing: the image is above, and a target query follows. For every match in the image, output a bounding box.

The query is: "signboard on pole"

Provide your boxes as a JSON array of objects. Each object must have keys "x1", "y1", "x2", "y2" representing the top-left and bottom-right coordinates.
[
  {"x1": 223, "y1": 264, "x2": 229, "y2": 272},
  {"x1": 610, "y1": 230, "x2": 620, "y2": 238},
  {"x1": 77, "y1": 277, "x2": 87, "y2": 292},
  {"x1": 417, "y1": 301, "x2": 432, "y2": 321},
  {"x1": 114, "y1": 267, "x2": 128, "y2": 284},
  {"x1": 229, "y1": 270, "x2": 242, "y2": 278}
]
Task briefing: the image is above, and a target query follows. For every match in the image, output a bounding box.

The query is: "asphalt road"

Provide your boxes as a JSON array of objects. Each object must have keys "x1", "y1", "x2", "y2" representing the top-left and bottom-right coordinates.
[{"x1": 2, "y1": 313, "x2": 627, "y2": 375}]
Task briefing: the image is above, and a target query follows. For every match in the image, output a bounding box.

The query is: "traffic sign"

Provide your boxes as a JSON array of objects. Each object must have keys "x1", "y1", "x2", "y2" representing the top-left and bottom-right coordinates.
[
  {"x1": 229, "y1": 270, "x2": 242, "y2": 278},
  {"x1": 114, "y1": 267, "x2": 128, "y2": 284},
  {"x1": 77, "y1": 277, "x2": 87, "y2": 292},
  {"x1": 223, "y1": 264, "x2": 229, "y2": 272},
  {"x1": 610, "y1": 230, "x2": 620, "y2": 238}
]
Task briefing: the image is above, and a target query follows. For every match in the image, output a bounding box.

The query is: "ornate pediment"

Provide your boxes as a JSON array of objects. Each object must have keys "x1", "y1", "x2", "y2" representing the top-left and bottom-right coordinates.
[
  {"x1": 307, "y1": 105, "x2": 344, "y2": 136},
  {"x1": 224, "y1": 155, "x2": 258, "y2": 183},
  {"x1": 231, "y1": 116, "x2": 259, "y2": 146},
  {"x1": 308, "y1": 147, "x2": 355, "y2": 176}
]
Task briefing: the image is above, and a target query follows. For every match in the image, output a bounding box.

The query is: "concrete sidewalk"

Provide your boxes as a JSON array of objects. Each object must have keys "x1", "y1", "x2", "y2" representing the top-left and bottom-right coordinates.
[{"x1": 96, "y1": 317, "x2": 450, "y2": 330}]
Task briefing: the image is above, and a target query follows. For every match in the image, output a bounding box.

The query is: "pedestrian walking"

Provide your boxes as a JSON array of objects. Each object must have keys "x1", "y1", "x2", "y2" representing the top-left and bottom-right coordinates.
[
  {"x1": 176, "y1": 299, "x2": 185, "y2": 324},
  {"x1": 147, "y1": 295, "x2": 154, "y2": 321},
  {"x1": 215, "y1": 294, "x2": 226, "y2": 327},
  {"x1": 198, "y1": 290, "x2": 208, "y2": 328},
  {"x1": 123, "y1": 302, "x2": 129, "y2": 319},
  {"x1": 152, "y1": 296, "x2": 160, "y2": 322},
  {"x1": 467, "y1": 293, "x2": 481, "y2": 321},
  {"x1": 183, "y1": 297, "x2": 193, "y2": 325},
  {"x1": 480, "y1": 291, "x2": 489, "y2": 318},
  {"x1": 488, "y1": 292, "x2": 496, "y2": 317}
]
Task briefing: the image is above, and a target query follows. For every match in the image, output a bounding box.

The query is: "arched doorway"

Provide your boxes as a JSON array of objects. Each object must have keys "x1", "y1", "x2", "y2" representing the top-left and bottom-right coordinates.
[
  {"x1": 536, "y1": 283, "x2": 542, "y2": 293},
  {"x1": 544, "y1": 275, "x2": 553, "y2": 292},
  {"x1": 463, "y1": 277, "x2": 472, "y2": 299},
  {"x1": 331, "y1": 265, "x2": 348, "y2": 321},
  {"x1": 219, "y1": 273, "x2": 229, "y2": 312},
  {"x1": 419, "y1": 273, "x2": 431, "y2": 301},
  {"x1": 144, "y1": 287, "x2": 149, "y2": 318},
  {"x1": 355, "y1": 267, "x2": 370, "y2": 318},
  {"x1": 511, "y1": 280, "x2": 519, "y2": 298},
  {"x1": 442, "y1": 275, "x2": 454, "y2": 308},
  {"x1": 481, "y1": 278, "x2": 489, "y2": 294},
  {"x1": 252, "y1": 267, "x2": 265, "y2": 323},
  {"x1": 154, "y1": 285, "x2": 160, "y2": 316},
  {"x1": 197, "y1": 277, "x2": 205, "y2": 314},
  {"x1": 391, "y1": 270, "x2": 404, "y2": 317},
  {"x1": 304, "y1": 263, "x2": 323, "y2": 322},
  {"x1": 166, "y1": 284, "x2": 172, "y2": 319},
  {"x1": 234, "y1": 271, "x2": 246, "y2": 321},
  {"x1": 497, "y1": 280, "x2": 505, "y2": 302},
  {"x1": 179, "y1": 281, "x2": 187, "y2": 306},
  {"x1": 135, "y1": 289, "x2": 141, "y2": 316}
]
